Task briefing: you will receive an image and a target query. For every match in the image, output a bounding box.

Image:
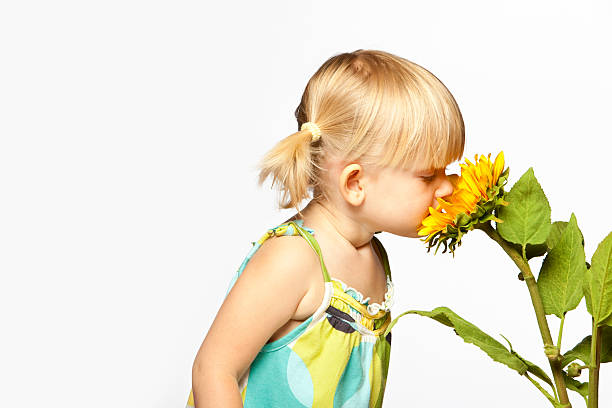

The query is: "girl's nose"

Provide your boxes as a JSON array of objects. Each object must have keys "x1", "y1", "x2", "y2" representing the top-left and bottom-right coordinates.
[{"x1": 434, "y1": 174, "x2": 456, "y2": 202}]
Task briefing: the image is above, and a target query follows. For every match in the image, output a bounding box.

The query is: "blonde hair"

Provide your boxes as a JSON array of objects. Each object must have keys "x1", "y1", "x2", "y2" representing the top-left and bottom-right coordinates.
[{"x1": 257, "y1": 49, "x2": 465, "y2": 213}]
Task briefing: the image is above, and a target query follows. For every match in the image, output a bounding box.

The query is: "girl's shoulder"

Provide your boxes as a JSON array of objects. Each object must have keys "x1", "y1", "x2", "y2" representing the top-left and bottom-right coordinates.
[
  {"x1": 234, "y1": 229, "x2": 327, "y2": 322},
  {"x1": 246, "y1": 232, "x2": 321, "y2": 281},
  {"x1": 240, "y1": 222, "x2": 324, "y2": 290},
  {"x1": 195, "y1": 226, "x2": 328, "y2": 389}
]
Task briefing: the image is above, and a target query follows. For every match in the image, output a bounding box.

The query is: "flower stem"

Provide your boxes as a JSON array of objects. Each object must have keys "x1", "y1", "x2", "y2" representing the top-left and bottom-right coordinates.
[
  {"x1": 588, "y1": 320, "x2": 601, "y2": 408},
  {"x1": 476, "y1": 222, "x2": 571, "y2": 407},
  {"x1": 557, "y1": 313, "x2": 565, "y2": 350}
]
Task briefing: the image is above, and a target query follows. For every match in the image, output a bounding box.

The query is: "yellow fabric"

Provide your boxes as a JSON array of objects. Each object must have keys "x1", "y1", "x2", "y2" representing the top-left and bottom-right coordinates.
[
  {"x1": 185, "y1": 220, "x2": 393, "y2": 408},
  {"x1": 329, "y1": 281, "x2": 390, "y2": 332}
]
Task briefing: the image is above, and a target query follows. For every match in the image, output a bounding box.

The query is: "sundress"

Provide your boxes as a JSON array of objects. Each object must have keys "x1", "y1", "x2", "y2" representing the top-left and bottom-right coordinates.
[{"x1": 187, "y1": 219, "x2": 394, "y2": 407}]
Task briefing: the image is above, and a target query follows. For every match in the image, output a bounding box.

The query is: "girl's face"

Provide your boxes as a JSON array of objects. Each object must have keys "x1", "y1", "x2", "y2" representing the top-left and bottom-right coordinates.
[{"x1": 363, "y1": 163, "x2": 454, "y2": 238}]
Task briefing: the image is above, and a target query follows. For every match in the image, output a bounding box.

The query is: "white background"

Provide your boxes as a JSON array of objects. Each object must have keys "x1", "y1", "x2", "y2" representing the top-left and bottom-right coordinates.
[{"x1": 1, "y1": 1, "x2": 611, "y2": 407}]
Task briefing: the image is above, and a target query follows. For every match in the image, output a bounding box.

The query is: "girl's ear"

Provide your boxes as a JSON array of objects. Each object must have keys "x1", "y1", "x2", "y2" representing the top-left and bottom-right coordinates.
[{"x1": 339, "y1": 163, "x2": 366, "y2": 206}]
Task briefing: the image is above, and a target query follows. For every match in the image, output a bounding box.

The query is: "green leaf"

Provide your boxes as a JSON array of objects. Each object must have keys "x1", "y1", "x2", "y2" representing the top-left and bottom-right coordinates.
[
  {"x1": 500, "y1": 334, "x2": 554, "y2": 388},
  {"x1": 537, "y1": 214, "x2": 587, "y2": 318},
  {"x1": 547, "y1": 221, "x2": 585, "y2": 251},
  {"x1": 547, "y1": 222, "x2": 567, "y2": 250},
  {"x1": 562, "y1": 372, "x2": 589, "y2": 399},
  {"x1": 525, "y1": 243, "x2": 549, "y2": 259},
  {"x1": 497, "y1": 168, "x2": 551, "y2": 251},
  {"x1": 585, "y1": 232, "x2": 612, "y2": 325},
  {"x1": 561, "y1": 325, "x2": 612, "y2": 367},
  {"x1": 508, "y1": 242, "x2": 548, "y2": 260},
  {"x1": 523, "y1": 358, "x2": 554, "y2": 389},
  {"x1": 385, "y1": 307, "x2": 528, "y2": 374}
]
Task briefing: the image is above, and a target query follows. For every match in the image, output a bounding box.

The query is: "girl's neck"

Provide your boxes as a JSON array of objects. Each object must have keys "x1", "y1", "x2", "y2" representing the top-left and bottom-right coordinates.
[{"x1": 289, "y1": 200, "x2": 375, "y2": 251}]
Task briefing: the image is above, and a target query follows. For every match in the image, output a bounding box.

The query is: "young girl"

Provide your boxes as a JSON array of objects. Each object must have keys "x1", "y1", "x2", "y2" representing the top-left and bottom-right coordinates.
[{"x1": 187, "y1": 49, "x2": 464, "y2": 407}]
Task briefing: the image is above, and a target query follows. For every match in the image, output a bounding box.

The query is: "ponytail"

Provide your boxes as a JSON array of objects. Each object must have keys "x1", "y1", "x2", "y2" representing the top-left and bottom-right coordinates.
[
  {"x1": 257, "y1": 49, "x2": 465, "y2": 214},
  {"x1": 257, "y1": 123, "x2": 323, "y2": 213}
]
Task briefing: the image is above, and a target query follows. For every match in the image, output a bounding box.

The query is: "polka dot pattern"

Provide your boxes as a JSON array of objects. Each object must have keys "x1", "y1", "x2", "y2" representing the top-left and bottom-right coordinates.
[{"x1": 186, "y1": 220, "x2": 393, "y2": 407}]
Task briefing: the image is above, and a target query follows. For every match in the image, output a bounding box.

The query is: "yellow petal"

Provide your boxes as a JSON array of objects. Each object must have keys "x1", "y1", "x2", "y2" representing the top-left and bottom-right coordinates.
[
  {"x1": 418, "y1": 226, "x2": 438, "y2": 236},
  {"x1": 477, "y1": 156, "x2": 492, "y2": 187},
  {"x1": 492, "y1": 151, "x2": 505, "y2": 185},
  {"x1": 421, "y1": 216, "x2": 444, "y2": 227},
  {"x1": 462, "y1": 166, "x2": 486, "y2": 198}
]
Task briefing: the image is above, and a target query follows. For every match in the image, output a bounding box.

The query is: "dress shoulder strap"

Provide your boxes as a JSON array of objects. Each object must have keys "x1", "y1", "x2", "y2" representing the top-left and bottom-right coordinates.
[
  {"x1": 371, "y1": 234, "x2": 392, "y2": 280},
  {"x1": 284, "y1": 221, "x2": 332, "y2": 283},
  {"x1": 226, "y1": 220, "x2": 331, "y2": 297},
  {"x1": 266, "y1": 221, "x2": 390, "y2": 283},
  {"x1": 263, "y1": 220, "x2": 331, "y2": 283}
]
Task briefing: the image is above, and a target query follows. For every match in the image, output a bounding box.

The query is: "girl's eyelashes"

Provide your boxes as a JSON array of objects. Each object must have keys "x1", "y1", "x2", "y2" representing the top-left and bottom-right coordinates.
[{"x1": 418, "y1": 167, "x2": 447, "y2": 183}]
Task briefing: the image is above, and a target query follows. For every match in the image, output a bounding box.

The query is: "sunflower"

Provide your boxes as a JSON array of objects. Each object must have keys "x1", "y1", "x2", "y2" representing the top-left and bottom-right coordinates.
[{"x1": 418, "y1": 152, "x2": 509, "y2": 254}]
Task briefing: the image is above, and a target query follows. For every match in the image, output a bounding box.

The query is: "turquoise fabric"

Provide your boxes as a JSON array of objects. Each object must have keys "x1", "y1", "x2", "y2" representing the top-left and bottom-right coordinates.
[{"x1": 187, "y1": 219, "x2": 393, "y2": 408}]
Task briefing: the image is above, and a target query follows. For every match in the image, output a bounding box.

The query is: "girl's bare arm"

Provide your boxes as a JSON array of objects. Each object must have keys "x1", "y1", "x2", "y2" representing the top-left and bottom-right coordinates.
[{"x1": 191, "y1": 236, "x2": 319, "y2": 407}]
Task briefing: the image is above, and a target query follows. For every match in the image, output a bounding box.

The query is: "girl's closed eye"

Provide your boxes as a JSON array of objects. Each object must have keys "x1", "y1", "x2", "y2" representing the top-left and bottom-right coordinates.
[{"x1": 421, "y1": 175, "x2": 435, "y2": 183}]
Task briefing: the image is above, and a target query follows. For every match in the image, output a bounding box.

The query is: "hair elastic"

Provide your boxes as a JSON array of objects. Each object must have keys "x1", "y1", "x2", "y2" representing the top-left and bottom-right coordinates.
[{"x1": 301, "y1": 122, "x2": 322, "y2": 142}]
